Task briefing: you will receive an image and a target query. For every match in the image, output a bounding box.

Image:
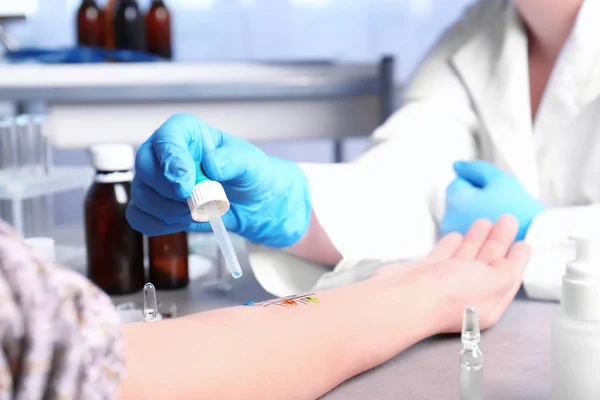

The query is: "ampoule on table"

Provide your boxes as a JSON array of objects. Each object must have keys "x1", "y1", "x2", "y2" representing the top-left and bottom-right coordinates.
[
  {"x1": 460, "y1": 307, "x2": 483, "y2": 400},
  {"x1": 143, "y1": 282, "x2": 160, "y2": 322}
]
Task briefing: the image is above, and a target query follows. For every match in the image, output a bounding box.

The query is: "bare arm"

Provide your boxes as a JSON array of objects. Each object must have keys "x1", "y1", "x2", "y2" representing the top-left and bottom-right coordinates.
[
  {"x1": 118, "y1": 217, "x2": 529, "y2": 400},
  {"x1": 119, "y1": 278, "x2": 434, "y2": 400},
  {"x1": 285, "y1": 209, "x2": 342, "y2": 266}
]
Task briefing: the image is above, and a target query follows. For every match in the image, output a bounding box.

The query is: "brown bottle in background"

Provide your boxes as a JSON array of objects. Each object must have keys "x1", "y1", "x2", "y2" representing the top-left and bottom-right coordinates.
[
  {"x1": 149, "y1": 232, "x2": 189, "y2": 289},
  {"x1": 76, "y1": 0, "x2": 105, "y2": 47},
  {"x1": 114, "y1": 0, "x2": 146, "y2": 52},
  {"x1": 103, "y1": 0, "x2": 118, "y2": 49},
  {"x1": 85, "y1": 144, "x2": 145, "y2": 295},
  {"x1": 146, "y1": 0, "x2": 172, "y2": 59}
]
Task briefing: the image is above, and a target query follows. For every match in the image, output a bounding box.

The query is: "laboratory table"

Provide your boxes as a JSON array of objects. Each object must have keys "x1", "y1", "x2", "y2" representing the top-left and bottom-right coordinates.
[
  {"x1": 111, "y1": 255, "x2": 556, "y2": 400},
  {"x1": 322, "y1": 296, "x2": 555, "y2": 400}
]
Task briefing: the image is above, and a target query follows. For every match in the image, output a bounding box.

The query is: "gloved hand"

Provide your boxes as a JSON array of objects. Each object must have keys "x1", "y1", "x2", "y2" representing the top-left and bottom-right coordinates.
[
  {"x1": 126, "y1": 114, "x2": 311, "y2": 248},
  {"x1": 440, "y1": 160, "x2": 544, "y2": 241}
]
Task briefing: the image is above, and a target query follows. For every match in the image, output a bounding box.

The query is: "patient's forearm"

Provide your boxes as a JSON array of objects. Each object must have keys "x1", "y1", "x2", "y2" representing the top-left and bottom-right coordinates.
[
  {"x1": 285, "y1": 209, "x2": 343, "y2": 266},
  {"x1": 118, "y1": 277, "x2": 437, "y2": 400}
]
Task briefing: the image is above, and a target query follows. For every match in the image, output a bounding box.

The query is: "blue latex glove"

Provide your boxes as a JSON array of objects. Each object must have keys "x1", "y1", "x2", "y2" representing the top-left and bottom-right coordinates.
[
  {"x1": 126, "y1": 114, "x2": 311, "y2": 248},
  {"x1": 440, "y1": 160, "x2": 544, "y2": 241}
]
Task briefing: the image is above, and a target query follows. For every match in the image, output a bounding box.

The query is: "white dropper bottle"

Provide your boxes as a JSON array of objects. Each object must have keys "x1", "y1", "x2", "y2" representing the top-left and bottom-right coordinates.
[{"x1": 551, "y1": 236, "x2": 600, "y2": 399}]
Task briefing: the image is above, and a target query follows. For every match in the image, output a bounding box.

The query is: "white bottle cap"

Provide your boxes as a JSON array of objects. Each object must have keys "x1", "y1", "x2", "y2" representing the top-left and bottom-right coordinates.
[
  {"x1": 23, "y1": 237, "x2": 56, "y2": 262},
  {"x1": 89, "y1": 144, "x2": 134, "y2": 172},
  {"x1": 561, "y1": 236, "x2": 600, "y2": 320},
  {"x1": 187, "y1": 180, "x2": 230, "y2": 222}
]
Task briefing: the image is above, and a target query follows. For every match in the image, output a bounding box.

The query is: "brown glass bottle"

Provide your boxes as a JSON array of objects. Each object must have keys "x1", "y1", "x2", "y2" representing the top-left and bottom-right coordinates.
[
  {"x1": 76, "y1": 0, "x2": 105, "y2": 47},
  {"x1": 85, "y1": 144, "x2": 145, "y2": 295},
  {"x1": 114, "y1": 0, "x2": 146, "y2": 52},
  {"x1": 103, "y1": 0, "x2": 118, "y2": 50},
  {"x1": 149, "y1": 232, "x2": 189, "y2": 289},
  {"x1": 146, "y1": 0, "x2": 172, "y2": 59}
]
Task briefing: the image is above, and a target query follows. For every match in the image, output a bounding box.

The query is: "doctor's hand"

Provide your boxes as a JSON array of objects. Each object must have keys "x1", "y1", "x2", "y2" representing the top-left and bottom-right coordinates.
[
  {"x1": 127, "y1": 114, "x2": 311, "y2": 248},
  {"x1": 440, "y1": 160, "x2": 543, "y2": 241}
]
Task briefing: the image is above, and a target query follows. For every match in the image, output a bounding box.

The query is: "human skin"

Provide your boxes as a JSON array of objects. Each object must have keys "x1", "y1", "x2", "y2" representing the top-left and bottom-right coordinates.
[
  {"x1": 118, "y1": 216, "x2": 529, "y2": 400},
  {"x1": 514, "y1": 0, "x2": 584, "y2": 118}
]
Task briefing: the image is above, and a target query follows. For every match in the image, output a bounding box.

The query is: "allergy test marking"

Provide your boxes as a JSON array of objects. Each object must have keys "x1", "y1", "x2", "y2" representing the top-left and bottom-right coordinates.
[{"x1": 243, "y1": 293, "x2": 320, "y2": 308}]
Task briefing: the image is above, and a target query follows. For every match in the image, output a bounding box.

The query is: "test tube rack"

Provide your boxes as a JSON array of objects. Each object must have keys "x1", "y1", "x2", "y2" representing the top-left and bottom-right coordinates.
[
  {"x1": 0, "y1": 114, "x2": 94, "y2": 238},
  {"x1": 0, "y1": 166, "x2": 94, "y2": 236}
]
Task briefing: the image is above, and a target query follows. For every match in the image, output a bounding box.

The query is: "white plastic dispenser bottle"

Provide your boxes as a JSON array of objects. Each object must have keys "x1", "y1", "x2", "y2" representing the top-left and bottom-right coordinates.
[{"x1": 551, "y1": 236, "x2": 600, "y2": 399}]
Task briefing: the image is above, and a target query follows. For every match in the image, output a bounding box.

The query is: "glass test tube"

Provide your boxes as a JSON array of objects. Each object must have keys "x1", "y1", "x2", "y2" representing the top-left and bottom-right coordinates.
[
  {"x1": 0, "y1": 118, "x2": 11, "y2": 223},
  {"x1": 33, "y1": 116, "x2": 52, "y2": 236},
  {"x1": 14, "y1": 116, "x2": 31, "y2": 236},
  {"x1": 33, "y1": 115, "x2": 52, "y2": 176},
  {"x1": 2, "y1": 117, "x2": 18, "y2": 227},
  {"x1": 5, "y1": 117, "x2": 24, "y2": 234},
  {"x1": 15, "y1": 115, "x2": 41, "y2": 237},
  {"x1": 25, "y1": 116, "x2": 37, "y2": 237}
]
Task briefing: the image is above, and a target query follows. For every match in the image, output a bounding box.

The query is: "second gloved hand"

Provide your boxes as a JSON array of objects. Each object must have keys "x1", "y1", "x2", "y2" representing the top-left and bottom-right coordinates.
[
  {"x1": 440, "y1": 160, "x2": 544, "y2": 241},
  {"x1": 126, "y1": 114, "x2": 311, "y2": 248}
]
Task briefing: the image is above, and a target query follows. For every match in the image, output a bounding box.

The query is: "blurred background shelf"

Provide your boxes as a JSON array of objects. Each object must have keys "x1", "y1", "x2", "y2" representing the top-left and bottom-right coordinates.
[
  {"x1": 0, "y1": 61, "x2": 386, "y2": 101},
  {"x1": 0, "y1": 165, "x2": 93, "y2": 199},
  {"x1": 0, "y1": 59, "x2": 395, "y2": 154}
]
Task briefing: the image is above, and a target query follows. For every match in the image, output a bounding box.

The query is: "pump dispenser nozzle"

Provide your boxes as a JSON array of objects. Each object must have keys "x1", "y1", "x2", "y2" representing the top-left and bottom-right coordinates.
[
  {"x1": 569, "y1": 236, "x2": 600, "y2": 269},
  {"x1": 561, "y1": 236, "x2": 600, "y2": 320}
]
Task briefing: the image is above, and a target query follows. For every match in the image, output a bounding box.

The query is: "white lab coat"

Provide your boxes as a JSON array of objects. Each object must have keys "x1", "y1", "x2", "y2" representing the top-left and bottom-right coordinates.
[{"x1": 249, "y1": 0, "x2": 600, "y2": 301}]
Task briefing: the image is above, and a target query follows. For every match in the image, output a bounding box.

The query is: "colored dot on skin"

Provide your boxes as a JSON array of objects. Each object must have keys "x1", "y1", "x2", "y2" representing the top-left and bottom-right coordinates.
[
  {"x1": 305, "y1": 297, "x2": 320, "y2": 303},
  {"x1": 243, "y1": 301, "x2": 255, "y2": 306},
  {"x1": 283, "y1": 300, "x2": 298, "y2": 306}
]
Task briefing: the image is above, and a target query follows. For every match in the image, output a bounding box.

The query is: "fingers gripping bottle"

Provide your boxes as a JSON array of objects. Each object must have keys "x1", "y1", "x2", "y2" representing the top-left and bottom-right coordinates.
[{"x1": 551, "y1": 236, "x2": 600, "y2": 399}]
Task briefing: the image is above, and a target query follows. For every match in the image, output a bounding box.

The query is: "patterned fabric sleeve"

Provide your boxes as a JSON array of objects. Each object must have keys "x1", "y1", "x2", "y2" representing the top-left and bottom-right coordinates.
[{"x1": 0, "y1": 220, "x2": 125, "y2": 400}]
